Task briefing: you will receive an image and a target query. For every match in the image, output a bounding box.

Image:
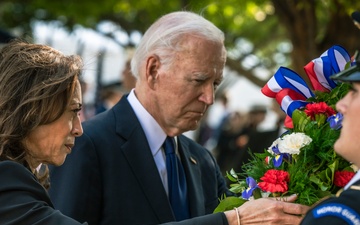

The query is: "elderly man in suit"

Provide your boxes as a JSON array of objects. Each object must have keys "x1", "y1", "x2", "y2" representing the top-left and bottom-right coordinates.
[{"x1": 49, "y1": 11, "x2": 308, "y2": 225}]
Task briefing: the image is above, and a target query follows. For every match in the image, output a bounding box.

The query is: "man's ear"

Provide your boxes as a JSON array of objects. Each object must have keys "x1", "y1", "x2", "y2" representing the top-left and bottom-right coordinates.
[{"x1": 145, "y1": 55, "x2": 161, "y2": 89}]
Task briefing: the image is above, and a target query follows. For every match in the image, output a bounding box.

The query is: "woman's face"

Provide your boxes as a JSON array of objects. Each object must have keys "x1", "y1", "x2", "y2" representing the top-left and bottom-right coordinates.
[
  {"x1": 335, "y1": 82, "x2": 360, "y2": 167},
  {"x1": 23, "y1": 80, "x2": 83, "y2": 168}
]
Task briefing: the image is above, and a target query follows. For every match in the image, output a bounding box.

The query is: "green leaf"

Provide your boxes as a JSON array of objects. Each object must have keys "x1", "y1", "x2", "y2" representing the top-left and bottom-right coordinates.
[
  {"x1": 229, "y1": 183, "x2": 244, "y2": 194},
  {"x1": 314, "y1": 190, "x2": 333, "y2": 199},
  {"x1": 252, "y1": 187, "x2": 262, "y2": 199},
  {"x1": 226, "y1": 169, "x2": 238, "y2": 182},
  {"x1": 292, "y1": 110, "x2": 310, "y2": 132},
  {"x1": 213, "y1": 196, "x2": 247, "y2": 213},
  {"x1": 328, "y1": 159, "x2": 339, "y2": 181},
  {"x1": 309, "y1": 173, "x2": 330, "y2": 191}
]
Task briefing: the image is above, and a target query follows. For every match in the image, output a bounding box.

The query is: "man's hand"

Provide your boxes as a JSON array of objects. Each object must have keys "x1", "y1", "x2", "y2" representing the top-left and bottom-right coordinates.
[{"x1": 234, "y1": 195, "x2": 310, "y2": 225}]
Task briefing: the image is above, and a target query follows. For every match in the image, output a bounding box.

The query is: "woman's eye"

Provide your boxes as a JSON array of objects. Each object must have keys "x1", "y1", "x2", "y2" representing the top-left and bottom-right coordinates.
[
  {"x1": 349, "y1": 86, "x2": 358, "y2": 95},
  {"x1": 72, "y1": 108, "x2": 82, "y2": 115}
]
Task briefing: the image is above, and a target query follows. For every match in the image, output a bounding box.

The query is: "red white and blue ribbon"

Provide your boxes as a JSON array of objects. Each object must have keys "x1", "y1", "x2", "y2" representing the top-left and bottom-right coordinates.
[
  {"x1": 261, "y1": 45, "x2": 352, "y2": 128},
  {"x1": 262, "y1": 67, "x2": 314, "y2": 99},
  {"x1": 261, "y1": 67, "x2": 313, "y2": 125},
  {"x1": 275, "y1": 88, "x2": 309, "y2": 127},
  {"x1": 304, "y1": 45, "x2": 351, "y2": 92},
  {"x1": 275, "y1": 88, "x2": 308, "y2": 118}
]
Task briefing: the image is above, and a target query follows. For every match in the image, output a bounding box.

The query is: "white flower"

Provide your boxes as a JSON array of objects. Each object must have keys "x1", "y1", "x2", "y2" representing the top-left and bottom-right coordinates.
[{"x1": 277, "y1": 132, "x2": 312, "y2": 155}]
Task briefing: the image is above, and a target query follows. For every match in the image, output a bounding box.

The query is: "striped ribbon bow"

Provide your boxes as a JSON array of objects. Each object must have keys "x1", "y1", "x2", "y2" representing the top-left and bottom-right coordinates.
[
  {"x1": 261, "y1": 45, "x2": 351, "y2": 128},
  {"x1": 304, "y1": 45, "x2": 351, "y2": 92}
]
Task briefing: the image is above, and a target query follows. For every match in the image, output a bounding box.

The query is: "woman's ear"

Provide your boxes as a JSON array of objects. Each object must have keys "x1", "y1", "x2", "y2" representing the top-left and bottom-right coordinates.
[{"x1": 145, "y1": 55, "x2": 161, "y2": 88}]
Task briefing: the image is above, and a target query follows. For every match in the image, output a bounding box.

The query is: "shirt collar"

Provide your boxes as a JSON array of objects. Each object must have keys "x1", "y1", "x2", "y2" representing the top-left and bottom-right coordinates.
[
  {"x1": 344, "y1": 170, "x2": 360, "y2": 190},
  {"x1": 127, "y1": 89, "x2": 166, "y2": 156}
]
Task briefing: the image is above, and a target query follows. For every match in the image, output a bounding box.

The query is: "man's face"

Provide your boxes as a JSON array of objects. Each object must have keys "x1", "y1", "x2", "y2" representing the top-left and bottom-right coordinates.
[
  {"x1": 334, "y1": 82, "x2": 360, "y2": 167},
  {"x1": 151, "y1": 36, "x2": 226, "y2": 136}
]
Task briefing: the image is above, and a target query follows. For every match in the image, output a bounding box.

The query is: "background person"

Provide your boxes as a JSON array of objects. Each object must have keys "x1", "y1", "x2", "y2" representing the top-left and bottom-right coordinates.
[
  {"x1": 120, "y1": 49, "x2": 137, "y2": 93},
  {"x1": 49, "y1": 11, "x2": 308, "y2": 225},
  {"x1": 0, "y1": 40, "x2": 86, "y2": 224},
  {"x1": 95, "y1": 81, "x2": 124, "y2": 114}
]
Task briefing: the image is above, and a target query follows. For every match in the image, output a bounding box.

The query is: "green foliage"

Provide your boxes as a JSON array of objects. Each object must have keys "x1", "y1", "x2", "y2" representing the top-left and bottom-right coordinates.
[
  {"x1": 241, "y1": 151, "x2": 273, "y2": 179},
  {"x1": 307, "y1": 82, "x2": 351, "y2": 108},
  {"x1": 214, "y1": 196, "x2": 246, "y2": 213},
  {"x1": 283, "y1": 120, "x2": 346, "y2": 205},
  {"x1": 216, "y1": 81, "x2": 354, "y2": 211}
]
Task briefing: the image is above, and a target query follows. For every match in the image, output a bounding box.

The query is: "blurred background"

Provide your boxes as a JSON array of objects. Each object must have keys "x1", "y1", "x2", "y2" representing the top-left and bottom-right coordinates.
[{"x1": 1, "y1": 0, "x2": 360, "y2": 174}]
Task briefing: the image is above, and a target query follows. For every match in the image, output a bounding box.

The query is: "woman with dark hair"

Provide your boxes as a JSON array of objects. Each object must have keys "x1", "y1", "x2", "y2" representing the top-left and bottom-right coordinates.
[{"x1": 0, "y1": 40, "x2": 86, "y2": 224}]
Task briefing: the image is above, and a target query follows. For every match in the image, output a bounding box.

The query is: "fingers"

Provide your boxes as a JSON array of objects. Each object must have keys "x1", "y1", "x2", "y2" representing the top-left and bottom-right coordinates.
[
  {"x1": 238, "y1": 198, "x2": 309, "y2": 225},
  {"x1": 271, "y1": 194, "x2": 298, "y2": 203},
  {"x1": 272, "y1": 195, "x2": 309, "y2": 216},
  {"x1": 282, "y1": 194, "x2": 297, "y2": 202},
  {"x1": 282, "y1": 201, "x2": 310, "y2": 216}
]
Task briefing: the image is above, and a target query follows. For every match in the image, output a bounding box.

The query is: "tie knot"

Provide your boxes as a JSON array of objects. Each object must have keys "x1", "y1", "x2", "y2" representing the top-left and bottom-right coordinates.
[{"x1": 163, "y1": 136, "x2": 175, "y2": 155}]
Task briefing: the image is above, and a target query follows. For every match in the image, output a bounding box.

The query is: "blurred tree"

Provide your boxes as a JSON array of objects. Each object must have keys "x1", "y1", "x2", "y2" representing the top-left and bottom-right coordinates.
[{"x1": 1, "y1": 0, "x2": 359, "y2": 87}]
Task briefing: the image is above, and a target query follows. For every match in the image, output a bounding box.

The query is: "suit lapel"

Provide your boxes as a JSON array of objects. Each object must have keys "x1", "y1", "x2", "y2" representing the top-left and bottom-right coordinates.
[
  {"x1": 113, "y1": 97, "x2": 175, "y2": 222},
  {"x1": 178, "y1": 135, "x2": 205, "y2": 217}
]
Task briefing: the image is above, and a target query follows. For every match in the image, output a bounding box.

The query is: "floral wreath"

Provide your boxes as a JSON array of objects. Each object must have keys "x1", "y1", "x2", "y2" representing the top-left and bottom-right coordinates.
[{"x1": 215, "y1": 45, "x2": 357, "y2": 211}]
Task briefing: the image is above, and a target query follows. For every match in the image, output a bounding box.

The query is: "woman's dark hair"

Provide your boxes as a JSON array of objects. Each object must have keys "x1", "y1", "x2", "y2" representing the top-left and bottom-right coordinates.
[{"x1": 0, "y1": 40, "x2": 83, "y2": 187}]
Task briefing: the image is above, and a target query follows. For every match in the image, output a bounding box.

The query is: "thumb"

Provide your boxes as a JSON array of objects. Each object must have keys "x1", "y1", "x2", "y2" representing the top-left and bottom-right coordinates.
[
  {"x1": 283, "y1": 194, "x2": 298, "y2": 202},
  {"x1": 270, "y1": 194, "x2": 298, "y2": 202}
]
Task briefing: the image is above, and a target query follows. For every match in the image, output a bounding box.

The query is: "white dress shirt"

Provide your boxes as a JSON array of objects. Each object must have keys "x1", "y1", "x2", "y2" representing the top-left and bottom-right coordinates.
[{"x1": 127, "y1": 89, "x2": 174, "y2": 195}]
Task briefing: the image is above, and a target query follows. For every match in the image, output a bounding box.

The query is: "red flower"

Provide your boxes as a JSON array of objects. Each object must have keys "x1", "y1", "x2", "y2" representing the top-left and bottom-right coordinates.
[
  {"x1": 304, "y1": 102, "x2": 336, "y2": 120},
  {"x1": 258, "y1": 169, "x2": 290, "y2": 193},
  {"x1": 334, "y1": 171, "x2": 356, "y2": 187}
]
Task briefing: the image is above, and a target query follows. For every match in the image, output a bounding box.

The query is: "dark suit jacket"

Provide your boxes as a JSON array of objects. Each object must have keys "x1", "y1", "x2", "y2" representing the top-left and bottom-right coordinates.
[
  {"x1": 49, "y1": 96, "x2": 231, "y2": 225},
  {"x1": 300, "y1": 179, "x2": 360, "y2": 225},
  {"x1": 0, "y1": 161, "x2": 85, "y2": 225}
]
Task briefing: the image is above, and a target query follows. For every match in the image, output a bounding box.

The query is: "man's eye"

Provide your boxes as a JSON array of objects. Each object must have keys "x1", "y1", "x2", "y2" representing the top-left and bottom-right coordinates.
[{"x1": 195, "y1": 79, "x2": 204, "y2": 83}]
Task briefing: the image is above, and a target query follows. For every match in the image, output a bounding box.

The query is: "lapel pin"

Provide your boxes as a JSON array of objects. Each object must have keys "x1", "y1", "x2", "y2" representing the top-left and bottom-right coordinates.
[{"x1": 189, "y1": 157, "x2": 197, "y2": 164}]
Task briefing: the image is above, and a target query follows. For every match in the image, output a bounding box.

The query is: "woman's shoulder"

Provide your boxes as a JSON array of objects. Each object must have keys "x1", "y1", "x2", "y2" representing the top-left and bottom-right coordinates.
[
  {"x1": 0, "y1": 160, "x2": 86, "y2": 224},
  {"x1": 0, "y1": 159, "x2": 26, "y2": 168},
  {"x1": 0, "y1": 160, "x2": 33, "y2": 176},
  {"x1": 0, "y1": 160, "x2": 31, "y2": 176},
  {"x1": 0, "y1": 160, "x2": 42, "y2": 192}
]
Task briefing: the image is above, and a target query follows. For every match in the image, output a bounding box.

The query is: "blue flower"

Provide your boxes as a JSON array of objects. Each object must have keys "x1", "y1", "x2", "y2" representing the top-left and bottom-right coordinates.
[
  {"x1": 273, "y1": 154, "x2": 283, "y2": 167},
  {"x1": 242, "y1": 177, "x2": 259, "y2": 200},
  {"x1": 271, "y1": 144, "x2": 292, "y2": 167},
  {"x1": 271, "y1": 144, "x2": 280, "y2": 154},
  {"x1": 327, "y1": 112, "x2": 343, "y2": 130}
]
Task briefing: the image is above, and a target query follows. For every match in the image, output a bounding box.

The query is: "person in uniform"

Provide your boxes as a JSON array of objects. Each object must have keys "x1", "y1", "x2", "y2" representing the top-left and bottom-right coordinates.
[{"x1": 301, "y1": 53, "x2": 360, "y2": 225}]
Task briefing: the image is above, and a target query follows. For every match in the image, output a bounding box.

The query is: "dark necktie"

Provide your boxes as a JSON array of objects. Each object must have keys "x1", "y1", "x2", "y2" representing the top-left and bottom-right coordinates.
[{"x1": 163, "y1": 136, "x2": 190, "y2": 221}]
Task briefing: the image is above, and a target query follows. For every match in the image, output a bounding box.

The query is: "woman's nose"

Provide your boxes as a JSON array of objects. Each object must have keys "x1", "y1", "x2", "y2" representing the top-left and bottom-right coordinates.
[{"x1": 72, "y1": 117, "x2": 83, "y2": 137}]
